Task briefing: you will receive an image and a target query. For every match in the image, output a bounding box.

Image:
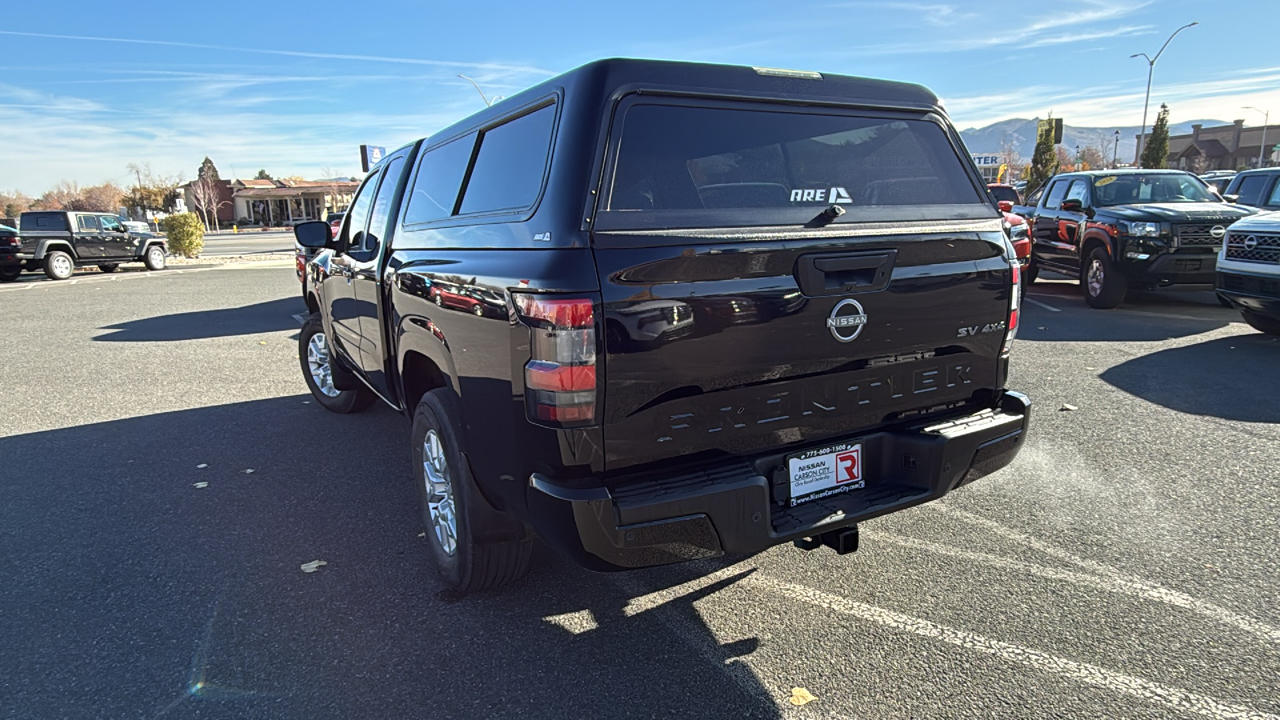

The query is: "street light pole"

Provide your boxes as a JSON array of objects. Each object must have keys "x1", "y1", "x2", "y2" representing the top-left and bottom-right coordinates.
[
  {"x1": 457, "y1": 74, "x2": 493, "y2": 107},
  {"x1": 1244, "y1": 106, "x2": 1270, "y2": 167},
  {"x1": 1132, "y1": 22, "x2": 1198, "y2": 164},
  {"x1": 1113, "y1": 130, "x2": 1121, "y2": 168}
]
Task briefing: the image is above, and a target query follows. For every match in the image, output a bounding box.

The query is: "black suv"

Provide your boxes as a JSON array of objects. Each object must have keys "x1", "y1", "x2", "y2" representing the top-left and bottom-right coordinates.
[
  {"x1": 3, "y1": 211, "x2": 168, "y2": 281},
  {"x1": 1022, "y1": 170, "x2": 1255, "y2": 307},
  {"x1": 1223, "y1": 168, "x2": 1280, "y2": 211},
  {"x1": 293, "y1": 59, "x2": 1031, "y2": 593}
]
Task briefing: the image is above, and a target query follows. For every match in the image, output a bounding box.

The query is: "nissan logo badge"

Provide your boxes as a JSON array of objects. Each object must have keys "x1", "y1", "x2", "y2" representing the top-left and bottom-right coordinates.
[
  {"x1": 1210, "y1": 225, "x2": 1226, "y2": 239},
  {"x1": 1244, "y1": 235, "x2": 1259, "y2": 251},
  {"x1": 827, "y1": 299, "x2": 868, "y2": 342}
]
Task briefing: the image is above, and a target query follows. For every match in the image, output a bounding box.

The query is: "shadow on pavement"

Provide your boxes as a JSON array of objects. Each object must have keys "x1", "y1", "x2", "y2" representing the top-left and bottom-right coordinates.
[
  {"x1": 1021, "y1": 282, "x2": 1232, "y2": 343},
  {"x1": 1100, "y1": 333, "x2": 1280, "y2": 422},
  {"x1": 94, "y1": 297, "x2": 305, "y2": 342},
  {"x1": 0, "y1": 396, "x2": 780, "y2": 719}
]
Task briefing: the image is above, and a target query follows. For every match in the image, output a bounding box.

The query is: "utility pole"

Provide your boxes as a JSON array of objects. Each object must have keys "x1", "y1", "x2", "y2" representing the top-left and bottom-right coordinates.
[
  {"x1": 1113, "y1": 130, "x2": 1121, "y2": 169},
  {"x1": 1244, "y1": 106, "x2": 1270, "y2": 167},
  {"x1": 1132, "y1": 22, "x2": 1198, "y2": 162}
]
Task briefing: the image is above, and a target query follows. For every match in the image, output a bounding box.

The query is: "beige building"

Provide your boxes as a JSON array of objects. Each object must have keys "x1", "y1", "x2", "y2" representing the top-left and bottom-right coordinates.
[
  {"x1": 1142, "y1": 120, "x2": 1280, "y2": 172},
  {"x1": 230, "y1": 178, "x2": 359, "y2": 227}
]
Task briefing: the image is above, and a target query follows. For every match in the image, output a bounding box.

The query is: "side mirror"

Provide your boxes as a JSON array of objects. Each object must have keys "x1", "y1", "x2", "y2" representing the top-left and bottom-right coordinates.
[
  {"x1": 1060, "y1": 198, "x2": 1085, "y2": 213},
  {"x1": 997, "y1": 200, "x2": 1014, "y2": 212},
  {"x1": 1222, "y1": 194, "x2": 1239, "y2": 204},
  {"x1": 294, "y1": 220, "x2": 332, "y2": 249}
]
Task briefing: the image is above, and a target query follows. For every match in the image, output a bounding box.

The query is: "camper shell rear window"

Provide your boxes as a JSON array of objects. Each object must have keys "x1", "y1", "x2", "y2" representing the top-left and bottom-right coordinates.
[{"x1": 598, "y1": 99, "x2": 991, "y2": 231}]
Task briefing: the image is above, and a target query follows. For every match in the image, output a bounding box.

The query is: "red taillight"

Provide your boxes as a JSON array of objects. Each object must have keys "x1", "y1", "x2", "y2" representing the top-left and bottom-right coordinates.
[
  {"x1": 514, "y1": 293, "x2": 598, "y2": 427},
  {"x1": 1003, "y1": 261, "x2": 1020, "y2": 356},
  {"x1": 3, "y1": 236, "x2": 18, "y2": 248}
]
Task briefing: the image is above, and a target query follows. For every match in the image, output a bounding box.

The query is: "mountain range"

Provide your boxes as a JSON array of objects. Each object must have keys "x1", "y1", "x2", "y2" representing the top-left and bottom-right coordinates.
[{"x1": 958, "y1": 118, "x2": 1227, "y2": 165}]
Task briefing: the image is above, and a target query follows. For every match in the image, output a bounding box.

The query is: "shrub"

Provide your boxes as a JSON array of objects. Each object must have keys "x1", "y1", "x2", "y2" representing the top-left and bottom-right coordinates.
[{"x1": 161, "y1": 212, "x2": 205, "y2": 257}]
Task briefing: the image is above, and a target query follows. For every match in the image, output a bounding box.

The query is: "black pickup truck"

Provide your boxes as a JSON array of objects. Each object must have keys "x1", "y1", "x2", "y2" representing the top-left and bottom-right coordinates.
[
  {"x1": 1018, "y1": 170, "x2": 1255, "y2": 308},
  {"x1": 1, "y1": 211, "x2": 168, "y2": 281},
  {"x1": 294, "y1": 59, "x2": 1031, "y2": 592}
]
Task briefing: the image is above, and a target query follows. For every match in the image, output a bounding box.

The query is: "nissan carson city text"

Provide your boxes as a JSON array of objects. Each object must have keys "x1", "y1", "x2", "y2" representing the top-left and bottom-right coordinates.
[{"x1": 291, "y1": 59, "x2": 1031, "y2": 593}]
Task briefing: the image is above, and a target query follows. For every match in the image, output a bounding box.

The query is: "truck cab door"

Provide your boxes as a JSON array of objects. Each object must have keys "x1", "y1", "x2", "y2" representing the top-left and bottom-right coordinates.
[
  {"x1": 73, "y1": 214, "x2": 103, "y2": 259},
  {"x1": 97, "y1": 215, "x2": 131, "y2": 259},
  {"x1": 327, "y1": 169, "x2": 381, "y2": 372},
  {"x1": 347, "y1": 151, "x2": 408, "y2": 402},
  {"x1": 1032, "y1": 179, "x2": 1070, "y2": 269},
  {"x1": 1057, "y1": 179, "x2": 1092, "y2": 275}
]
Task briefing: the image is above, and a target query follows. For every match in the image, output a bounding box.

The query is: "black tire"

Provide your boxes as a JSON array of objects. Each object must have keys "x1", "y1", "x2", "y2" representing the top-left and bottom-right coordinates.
[
  {"x1": 1242, "y1": 311, "x2": 1280, "y2": 335},
  {"x1": 471, "y1": 304, "x2": 484, "y2": 317},
  {"x1": 43, "y1": 250, "x2": 74, "y2": 280},
  {"x1": 0, "y1": 266, "x2": 20, "y2": 282},
  {"x1": 143, "y1": 244, "x2": 166, "y2": 271},
  {"x1": 298, "y1": 313, "x2": 374, "y2": 413},
  {"x1": 1082, "y1": 247, "x2": 1126, "y2": 309},
  {"x1": 1024, "y1": 255, "x2": 1040, "y2": 285},
  {"x1": 434, "y1": 293, "x2": 443, "y2": 306},
  {"x1": 98, "y1": 263, "x2": 119, "y2": 273},
  {"x1": 412, "y1": 388, "x2": 532, "y2": 593}
]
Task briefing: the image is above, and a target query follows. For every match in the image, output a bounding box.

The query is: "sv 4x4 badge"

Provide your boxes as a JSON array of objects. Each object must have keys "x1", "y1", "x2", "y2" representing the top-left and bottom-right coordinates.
[{"x1": 957, "y1": 321, "x2": 1006, "y2": 338}]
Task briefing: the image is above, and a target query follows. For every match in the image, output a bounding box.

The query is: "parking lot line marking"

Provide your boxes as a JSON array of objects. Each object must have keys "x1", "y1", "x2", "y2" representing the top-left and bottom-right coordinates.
[
  {"x1": 872, "y1": 531, "x2": 1280, "y2": 644},
  {"x1": 1023, "y1": 296, "x2": 1062, "y2": 313},
  {"x1": 931, "y1": 506, "x2": 1280, "y2": 644},
  {"x1": 747, "y1": 573, "x2": 1280, "y2": 720}
]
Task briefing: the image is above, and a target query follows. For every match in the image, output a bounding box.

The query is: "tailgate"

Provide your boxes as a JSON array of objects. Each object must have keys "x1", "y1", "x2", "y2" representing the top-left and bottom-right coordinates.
[
  {"x1": 591, "y1": 98, "x2": 1010, "y2": 473},
  {"x1": 596, "y1": 225, "x2": 1010, "y2": 471}
]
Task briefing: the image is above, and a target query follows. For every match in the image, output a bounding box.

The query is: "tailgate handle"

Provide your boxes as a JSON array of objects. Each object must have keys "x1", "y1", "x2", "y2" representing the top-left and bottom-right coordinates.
[{"x1": 798, "y1": 250, "x2": 896, "y2": 296}]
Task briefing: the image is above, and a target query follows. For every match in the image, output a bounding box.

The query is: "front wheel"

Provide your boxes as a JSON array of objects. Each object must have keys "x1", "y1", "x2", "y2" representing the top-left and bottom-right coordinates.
[
  {"x1": 43, "y1": 250, "x2": 74, "y2": 280},
  {"x1": 1082, "y1": 247, "x2": 1127, "y2": 309},
  {"x1": 1242, "y1": 310, "x2": 1280, "y2": 335},
  {"x1": 0, "y1": 266, "x2": 20, "y2": 282},
  {"x1": 412, "y1": 388, "x2": 532, "y2": 593},
  {"x1": 143, "y1": 245, "x2": 166, "y2": 271},
  {"x1": 1024, "y1": 255, "x2": 1040, "y2": 285},
  {"x1": 298, "y1": 313, "x2": 374, "y2": 413}
]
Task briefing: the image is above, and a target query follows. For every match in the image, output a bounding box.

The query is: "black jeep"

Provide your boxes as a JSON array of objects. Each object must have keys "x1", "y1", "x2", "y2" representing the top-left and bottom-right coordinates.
[
  {"x1": 2, "y1": 211, "x2": 168, "y2": 281},
  {"x1": 293, "y1": 59, "x2": 1031, "y2": 593},
  {"x1": 1022, "y1": 170, "x2": 1255, "y2": 308}
]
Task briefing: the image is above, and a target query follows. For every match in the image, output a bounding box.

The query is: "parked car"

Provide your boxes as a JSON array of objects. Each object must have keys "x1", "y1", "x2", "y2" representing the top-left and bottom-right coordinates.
[
  {"x1": 1223, "y1": 168, "x2": 1280, "y2": 211},
  {"x1": 122, "y1": 219, "x2": 151, "y2": 234},
  {"x1": 1022, "y1": 170, "x2": 1255, "y2": 307},
  {"x1": 292, "y1": 58, "x2": 1030, "y2": 593},
  {"x1": 4, "y1": 211, "x2": 168, "y2": 280},
  {"x1": 0, "y1": 223, "x2": 20, "y2": 281},
  {"x1": 327, "y1": 211, "x2": 346, "y2": 239},
  {"x1": 988, "y1": 183, "x2": 1021, "y2": 206},
  {"x1": 1199, "y1": 171, "x2": 1237, "y2": 195},
  {"x1": 1216, "y1": 211, "x2": 1280, "y2": 334}
]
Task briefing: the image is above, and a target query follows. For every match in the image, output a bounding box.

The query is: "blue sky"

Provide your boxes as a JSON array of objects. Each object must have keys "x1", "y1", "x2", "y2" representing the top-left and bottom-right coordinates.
[{"x1": 1, "y1": 0, "x2": 1277, "y2": 194}]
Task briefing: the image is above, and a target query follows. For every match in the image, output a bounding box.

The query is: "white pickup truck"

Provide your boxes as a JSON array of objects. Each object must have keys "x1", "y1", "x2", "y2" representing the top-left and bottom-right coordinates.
[{"x1": 1217, "y1": 211, "x2": 1280, "y2": 334}]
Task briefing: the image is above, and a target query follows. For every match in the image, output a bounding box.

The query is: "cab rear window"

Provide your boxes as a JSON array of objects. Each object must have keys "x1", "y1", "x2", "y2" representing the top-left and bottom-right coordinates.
[
  {"x1": 601, "y1": 102, "x2": 987, "y2": 229},
  {"x1": 20, "y1": 213, "x2": 68, "y2": 231}
]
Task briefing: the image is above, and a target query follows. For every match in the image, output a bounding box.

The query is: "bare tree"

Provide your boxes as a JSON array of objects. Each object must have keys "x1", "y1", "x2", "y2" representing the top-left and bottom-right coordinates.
[
  {"x1": 998, "y1": 133, "x2": 1023, "y2": 182},
  {"x1": 319, "y1": 167, "x2": 352, "y2": 217},
  {"x1": 1, "y1": 190, "x2": 34, "y2": 218},
  {"x1": 190, "y1": 174, "x2": 229, "y2": 231}
]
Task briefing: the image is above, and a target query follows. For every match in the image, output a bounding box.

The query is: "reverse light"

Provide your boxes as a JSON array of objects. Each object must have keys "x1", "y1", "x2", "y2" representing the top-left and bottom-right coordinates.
[{"x1": 514, "y1": 294, "x2": 598, "y2": 427}]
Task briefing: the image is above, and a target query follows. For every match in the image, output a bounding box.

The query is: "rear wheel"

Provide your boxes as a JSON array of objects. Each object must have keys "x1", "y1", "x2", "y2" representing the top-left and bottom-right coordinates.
[
  {"x1": 0, "y1": 266, "x2": 20, "y2": 282},
  {"x1": 43, "y1": 250, "x2": 74, "y2": 280},
  {"x1": 298, "y1": 313, "x2": 374, "y2": 413},
  {"x1": 1242, "y1": 311, "x2": 1280, "y2": 335},
  {"x1": 412, "y1": 388, "x2": 532, "y2": 593},
  {"x1": 98, "y1": 263, "x2": 119, "y2": 273},
  {"x1": 1082, "y1": 247, "x2": 1126, "y2": 309},
  {"x1": 143, "y1": 245, "x2": 166, "y2": 271}
]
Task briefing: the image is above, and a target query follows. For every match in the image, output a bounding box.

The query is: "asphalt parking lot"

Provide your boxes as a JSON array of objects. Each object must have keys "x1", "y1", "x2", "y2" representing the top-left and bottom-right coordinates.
[{"x1": 1, "y1": 266, "x2": 1277, "y2": 719}]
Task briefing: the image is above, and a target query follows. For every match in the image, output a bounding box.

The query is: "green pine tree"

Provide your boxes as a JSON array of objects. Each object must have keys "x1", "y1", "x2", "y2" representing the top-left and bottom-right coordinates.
[
  {"x1": 198, "y1": 156, "x2": 221, "y2": 181},
  {"x1": 1140, "y1": 104, "x2": 1170, "y2": 169},
  {"x1": 1025, "y1": 120, "x2": 1059, "y2": 195}
]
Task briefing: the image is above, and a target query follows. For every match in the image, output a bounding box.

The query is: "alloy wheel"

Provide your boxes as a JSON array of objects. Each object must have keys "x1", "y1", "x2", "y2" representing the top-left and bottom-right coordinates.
[
  {"x1": 422, "y1": 430, "x2": 458, "y2": 556},
  {"x1": 52, "y1": 255, "x2": 72, "y2": 278},
  {"x1": 306, "y1": 332, "x2": 340, "y2": 397},
  {"x1": 1087, "y1": 258, "x2": 1104, "y2": 297}
]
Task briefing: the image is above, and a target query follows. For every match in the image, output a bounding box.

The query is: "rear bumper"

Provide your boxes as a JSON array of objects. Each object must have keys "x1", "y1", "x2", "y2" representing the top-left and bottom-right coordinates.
[
  {"x1": 529, "y1": 390, "x2": 1031, "y2": 570},
  {"x1": 0, "y1": 251, "x2": 32, "y2": 267}
]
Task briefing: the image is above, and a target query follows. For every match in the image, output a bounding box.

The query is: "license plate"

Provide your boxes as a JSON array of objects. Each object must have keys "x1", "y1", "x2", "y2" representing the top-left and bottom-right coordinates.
[{"x1": 787, "y1": 442, "x2": 864, "y2": 507}]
